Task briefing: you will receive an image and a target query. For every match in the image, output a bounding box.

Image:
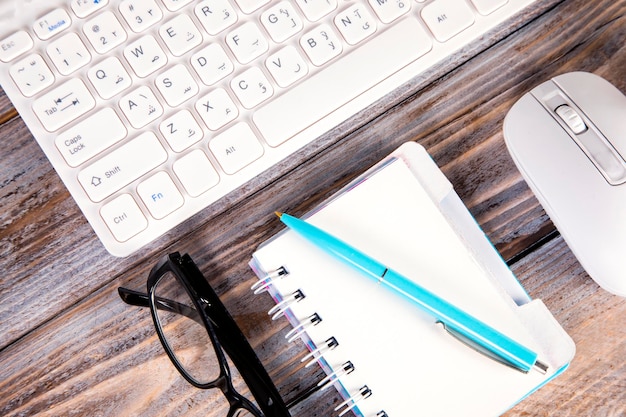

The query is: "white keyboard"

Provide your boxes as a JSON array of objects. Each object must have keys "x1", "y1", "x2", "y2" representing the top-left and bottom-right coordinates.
[{"x1": 0, "y1": 0, "x2": 536, "y2": 256}]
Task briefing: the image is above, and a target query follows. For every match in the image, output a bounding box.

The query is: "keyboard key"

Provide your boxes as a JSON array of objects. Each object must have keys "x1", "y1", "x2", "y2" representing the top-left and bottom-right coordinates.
[
  {"x1": 159, "y1": 14, "x2": 202, "y2": 57},
  {"x1": 123, "y1": 35, "x2": 167, "y2": 77},
  {"x1": 334, "y1": 4, "x2": 377, "y2": 45},
  {"x1": 368, "y1": 0, "x2": 411, "y2": 23},
  {"x1": 470, "y1": 0, "x2": 508, "y2": 15},
  {"x1": 194, "y1": 0, "x2": 238, "y2": 36},
  {"x1": 195, "y1": 88, "x2": 238, "y2": 130},
  {"x1": 209, "y1": 123, "x2": 264, "y2": 174},
  {"x1": 55, "y1": 108, "x2": 127, "y2": 167},
  {"x1": 300, "y1": 24, "x2": 343, "y2": 66},
  {"x1": 119, "y1": 0, "x2": 164, "y2": 33},
  {"x1": 46, "y1": 32, "x2": 91, "y2": 76},
  {"x1": 9, "y1": 54, "x2": 54, "y2": 97},
  {"x1": 254, "y1": 17, "x2": 432, "y2": 147},
  {"x1": 234, "y1": 0, "x2": 270, "y2": 14},
  {"x1": 33, "y1": 9, "x2": 71, "y2": 40},
  {"x1": 83, "y1": 11, "x2": 128, "y2": 54},
  {"x1": 0, "y1": 0, "x2": 539, "y2": 257},
  {"x1": 155, "y1": 64, "x2": 199, "y2": 107},
  {"x1": 421, "y1": 0, "x2": 476, "y2": 42},
  {"x1": 261, "y1": 2, "x2": 304, "y2": 43},
  {"x1": 137, "y1": 171, "x2": 184, "y2": 219},
  {"x1": 231, "y1": 67, "x2": 274, "y2": 109},
  {"x1": 159, "y1": 109, "x2": 203, "y2": 152},
  {"x1": 33, "y1": 78, "x2": 96, "y2": 132},
  {"x1": 100, "y1": 194, "x2": 148, "y2": 242},
  {"x1": 87, "y1": 57, "x2": 132, "y2": 99},
  {"x1": 161, "y1": 0, "x2": 194, "y2": 11},
  {"x1": 226, "y1": 22, "x2": 269, "y2": 64},
  {"x1": 119, "y1": 85, "x2": 164, "y2": 128},
  {"x1": 173, "y1": 150, "x2": 220, "y2": 196},
  {"x1": 71, "y1": 0, "x2": 109, "y2": 18},
  {"x1": 191, "y1": 44, "x2": 235, "y2": 86},
  {"x1": 0, "y1": 31, "x2": 33, "y2": 62},
  {"x1": 78, "y1": 131, "x2": 167, "y2": 202},
  {"x1": 265, "y1": 46, "x2": 309, "y2": 87},
  {"x1": 295, "y1": 0, "x2": 337, "y2": 22}
]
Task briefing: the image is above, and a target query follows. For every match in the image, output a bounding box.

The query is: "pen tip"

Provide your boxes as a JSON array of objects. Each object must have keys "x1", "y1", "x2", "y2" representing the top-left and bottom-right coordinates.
[{"x1": 275, "y1": 211, "x2": 283, "y2": 218}]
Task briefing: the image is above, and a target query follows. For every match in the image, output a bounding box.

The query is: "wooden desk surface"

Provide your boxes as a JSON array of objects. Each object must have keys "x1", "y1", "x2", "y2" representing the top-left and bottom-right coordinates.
[{"x1": 1, "y1": 0, "x2": 624, "y2": 415}]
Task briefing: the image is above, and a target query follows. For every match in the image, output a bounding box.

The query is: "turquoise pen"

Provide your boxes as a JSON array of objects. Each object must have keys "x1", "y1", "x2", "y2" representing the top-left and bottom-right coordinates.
[{"x1": 277, "y1": 212, "x2": 548, "y2": 374}]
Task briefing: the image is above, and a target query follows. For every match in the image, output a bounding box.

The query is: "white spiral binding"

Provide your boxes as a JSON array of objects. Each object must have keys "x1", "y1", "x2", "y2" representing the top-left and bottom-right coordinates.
[
  {"x1": 335, "y1": 385, "x2": 373, "y2": 417},
  {"x1": 267, "y1": 289, "x2": 305, "y2": 320},
  {"x1": 254, "y1": 266, "x2": 379, "y2": 416},
  {"x1": 285, "y1": 312, "x2": 322, "y2": 343},
  {"x1": 301, "y1": 336, "x2": 339, "y2": 368},
  {"x1": 251, "y1": 266, "x2": 289, "y2": 294},
  {"x1": 318, "y1": 361, "x2": 355, "y2": 391}
]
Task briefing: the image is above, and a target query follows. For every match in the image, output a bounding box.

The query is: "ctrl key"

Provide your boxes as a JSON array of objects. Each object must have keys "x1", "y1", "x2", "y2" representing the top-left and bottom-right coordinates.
[{"x1": 100, "y1": 194, "x2": 148, "y2": 242}]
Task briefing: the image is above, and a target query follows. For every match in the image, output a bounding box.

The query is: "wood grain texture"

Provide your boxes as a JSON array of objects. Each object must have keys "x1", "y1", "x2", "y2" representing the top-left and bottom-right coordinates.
[{"x1": 0, "y1": 0, "x2": 624, "y2": 415}]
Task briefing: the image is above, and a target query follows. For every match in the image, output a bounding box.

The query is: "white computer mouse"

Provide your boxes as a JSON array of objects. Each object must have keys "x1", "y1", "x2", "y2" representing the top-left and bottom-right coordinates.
[{"x1": 504, "y1": 71, "x2": 626, "y2": 296}]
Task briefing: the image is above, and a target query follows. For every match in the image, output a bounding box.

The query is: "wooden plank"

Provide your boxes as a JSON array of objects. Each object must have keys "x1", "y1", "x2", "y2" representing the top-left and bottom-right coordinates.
[
  {"x1": 506, "y1": 237, "x2": 626, "y2": 415},
  {"x1": 0, "y1": 87, "x2": 17, "y2": 123},
  {"x1": 0, "y1": 0, "x2": 624, "y2": 415}
]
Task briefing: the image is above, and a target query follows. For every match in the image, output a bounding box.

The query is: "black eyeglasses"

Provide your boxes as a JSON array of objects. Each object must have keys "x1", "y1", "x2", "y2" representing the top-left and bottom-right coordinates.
[{"x1": 118, "y1": 252, "x2": 291, "y2": 417}]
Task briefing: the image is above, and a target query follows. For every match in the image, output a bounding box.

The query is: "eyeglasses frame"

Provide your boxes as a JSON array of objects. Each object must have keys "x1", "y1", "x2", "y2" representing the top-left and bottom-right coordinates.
[{"x1": 118, "y1": 252, "x2": 291, "y2": 417}]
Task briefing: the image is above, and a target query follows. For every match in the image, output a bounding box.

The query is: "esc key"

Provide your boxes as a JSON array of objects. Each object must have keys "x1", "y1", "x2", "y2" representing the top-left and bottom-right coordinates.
[{"x1": 0, "y1": 31, "x2": 33, "y2": 62}]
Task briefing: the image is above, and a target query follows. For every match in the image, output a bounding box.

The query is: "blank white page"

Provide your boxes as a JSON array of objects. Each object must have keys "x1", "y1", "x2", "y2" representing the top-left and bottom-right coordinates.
[{"x1": 253, "y1": 155, "x2": 564, "y2": 416}]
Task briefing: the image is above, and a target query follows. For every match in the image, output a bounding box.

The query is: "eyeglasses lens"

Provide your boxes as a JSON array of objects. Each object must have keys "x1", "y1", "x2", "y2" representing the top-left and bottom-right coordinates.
[
  {"x1": 154, "y1": 271, "x2": 221, "y2": 385},
  {"x1": 154, "y1": 271, "x2": 263, "y2": 416},
  {"x1": 233, "y1": 409, "x2": 256, "y2": 417}
]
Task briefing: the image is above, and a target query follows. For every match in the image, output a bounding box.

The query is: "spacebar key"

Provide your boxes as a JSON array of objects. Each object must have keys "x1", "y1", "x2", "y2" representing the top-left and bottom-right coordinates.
[{"x1": 253, "y1": 17, "x2": 433, "y2": 147}]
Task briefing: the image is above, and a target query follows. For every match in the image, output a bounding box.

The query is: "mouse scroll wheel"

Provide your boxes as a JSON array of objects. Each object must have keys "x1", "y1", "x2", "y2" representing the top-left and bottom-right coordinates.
[{"x1": 555, "y1": 105, "x2": 588, "y2": 134}]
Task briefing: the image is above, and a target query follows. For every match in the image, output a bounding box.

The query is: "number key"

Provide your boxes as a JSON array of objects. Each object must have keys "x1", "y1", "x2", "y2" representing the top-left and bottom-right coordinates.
[
  {"x1": 83, "y1": 11, "x2": 128, "y2": 54},
  {"x1": 119, "y1": 0, "x2": 164, "y2": 33},
  {"x1": 46, "y1": 32, "x2": 91, "y2": 75}
]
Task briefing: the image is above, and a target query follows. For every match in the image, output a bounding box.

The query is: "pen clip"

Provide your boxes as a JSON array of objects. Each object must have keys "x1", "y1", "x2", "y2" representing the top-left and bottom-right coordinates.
[{"x1": 437, "y1": 321, "x2": 547, "y2": 374}]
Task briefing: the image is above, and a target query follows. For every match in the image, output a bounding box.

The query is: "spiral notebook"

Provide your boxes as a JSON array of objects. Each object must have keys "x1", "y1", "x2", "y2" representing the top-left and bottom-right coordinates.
[{"x1": 249, "y1": 142, "x2": 575, "y2": 416}]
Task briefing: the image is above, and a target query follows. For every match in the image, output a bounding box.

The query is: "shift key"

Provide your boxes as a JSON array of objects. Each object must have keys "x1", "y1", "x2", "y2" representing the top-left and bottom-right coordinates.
[{"x1": 78, "y1": 132, "x2": 167, "y2": 202}]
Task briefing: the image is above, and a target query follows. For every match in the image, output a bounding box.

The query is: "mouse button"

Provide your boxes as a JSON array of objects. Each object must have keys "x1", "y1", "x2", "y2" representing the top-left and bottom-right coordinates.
[
  {"x1": 555, "y1": 105, "x2": 587, "y2": 134},
  {"x1": 530, "y1": 81, "x2": 585, "y2": 132},
  {"x1": 575, "y1": 129, "x2": 626, "y2": 185},
  {"x1": 505, "y1": 93, "x2": 583, "y2": 174},
  {"x1": 554, "y1": 72, "x2": 626, "y2": 155},
  {"x1": 503, "y1": 93, "x2": 550, "y2": 156},
  {"x1": 529, "y1": 80, "x2": 626, "y2": 185}
]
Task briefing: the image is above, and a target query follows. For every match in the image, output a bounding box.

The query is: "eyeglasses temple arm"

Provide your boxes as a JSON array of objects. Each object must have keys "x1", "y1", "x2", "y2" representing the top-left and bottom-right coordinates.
[
  {"x1": 118, "y1": 287, "x2": 150, "y2": 307},
  {"x1": 117, "y1": 287, "x2": 203, "y2": 325}
]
